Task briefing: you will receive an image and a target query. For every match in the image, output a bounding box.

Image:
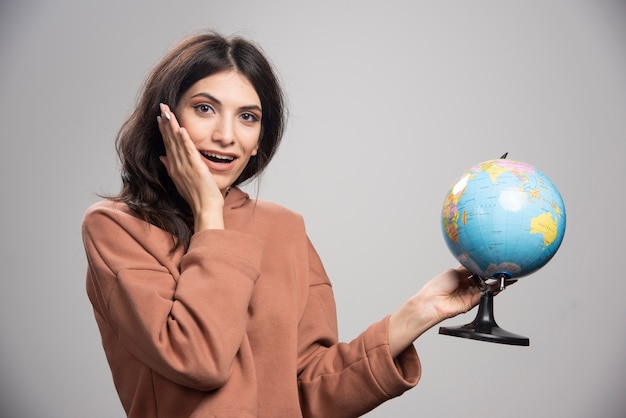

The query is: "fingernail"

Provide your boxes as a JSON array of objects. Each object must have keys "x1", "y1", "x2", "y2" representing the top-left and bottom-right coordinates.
[{"x1": 159, "y1": 103, "x2": 171, "y2": 120}]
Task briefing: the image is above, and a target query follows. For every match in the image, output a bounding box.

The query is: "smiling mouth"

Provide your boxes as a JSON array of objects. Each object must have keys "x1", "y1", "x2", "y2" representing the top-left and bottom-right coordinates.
[{"x1": 199, "y1": 151, "x2": 236, "y2": 164}]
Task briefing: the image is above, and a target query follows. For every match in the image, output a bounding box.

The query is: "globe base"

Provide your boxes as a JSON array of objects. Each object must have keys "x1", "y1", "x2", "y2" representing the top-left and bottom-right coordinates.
[{"x1": 439, "y1": 291, "x2": 530, "y2": 346}]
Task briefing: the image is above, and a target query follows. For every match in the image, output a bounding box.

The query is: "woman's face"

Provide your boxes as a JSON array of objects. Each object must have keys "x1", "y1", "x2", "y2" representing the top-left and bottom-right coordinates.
[{"x1": 175, "y1": 70, "x2": 262, "y2": 194}]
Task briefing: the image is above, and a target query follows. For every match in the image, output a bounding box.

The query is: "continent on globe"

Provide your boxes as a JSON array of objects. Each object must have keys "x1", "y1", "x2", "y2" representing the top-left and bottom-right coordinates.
[{"x1": 530, "y1": 212, "x2": 559, "y2": 247}]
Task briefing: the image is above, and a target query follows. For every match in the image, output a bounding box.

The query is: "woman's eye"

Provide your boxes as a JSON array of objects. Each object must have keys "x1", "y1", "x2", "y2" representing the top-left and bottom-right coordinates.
[
  {"x1": 240, "y1": 112, "x2": 259, "y2": 122},
  {"x1": 194, "y1": 104, "x2": 214, "y2": 114}
]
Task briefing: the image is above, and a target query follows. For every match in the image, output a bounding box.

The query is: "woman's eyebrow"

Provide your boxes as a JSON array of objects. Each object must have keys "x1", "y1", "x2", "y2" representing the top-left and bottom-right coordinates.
[{"x1": 190, "y1": 92, "x2": 221, "y2": 104}]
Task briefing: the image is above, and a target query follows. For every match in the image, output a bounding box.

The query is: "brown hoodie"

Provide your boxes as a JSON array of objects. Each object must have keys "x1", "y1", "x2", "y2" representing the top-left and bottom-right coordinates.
[{"x1": 82, "y1": 187, "x2": 420, "y2": 417}]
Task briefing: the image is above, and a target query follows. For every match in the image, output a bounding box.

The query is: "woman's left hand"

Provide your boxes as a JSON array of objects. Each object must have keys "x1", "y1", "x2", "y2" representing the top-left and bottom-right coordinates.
[{"x1": 388, "y1": 266, "x2": 483, "y2": 357}]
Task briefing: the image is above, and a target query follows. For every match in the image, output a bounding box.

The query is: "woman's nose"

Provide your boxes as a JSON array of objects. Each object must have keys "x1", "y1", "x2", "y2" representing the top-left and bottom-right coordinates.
[{"x1": 212, "y1": 116, "x2": 235, "y2": 145}]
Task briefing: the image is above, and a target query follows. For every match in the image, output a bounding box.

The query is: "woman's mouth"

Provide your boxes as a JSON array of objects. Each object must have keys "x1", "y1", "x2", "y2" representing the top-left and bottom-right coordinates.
[{"x1": 199, "y1": 151, "x2": 236, "y2": 164}]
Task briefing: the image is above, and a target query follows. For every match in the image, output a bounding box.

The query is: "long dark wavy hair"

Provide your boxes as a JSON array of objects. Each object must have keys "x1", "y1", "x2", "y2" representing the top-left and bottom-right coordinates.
[{"x1": 111, "y1": 31, "x2": 286, "y2": 251}]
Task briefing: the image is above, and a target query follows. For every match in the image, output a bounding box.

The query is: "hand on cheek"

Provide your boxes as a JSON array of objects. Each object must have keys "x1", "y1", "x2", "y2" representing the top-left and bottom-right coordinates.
[{"x1": 157, "y1": 103, "x2": 225, "y2": 230}]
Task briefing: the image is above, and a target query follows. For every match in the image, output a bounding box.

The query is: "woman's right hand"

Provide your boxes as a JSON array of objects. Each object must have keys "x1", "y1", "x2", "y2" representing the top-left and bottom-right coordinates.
[{"x1": 157, "y1": 103, "x2": 225, "y2": 231}]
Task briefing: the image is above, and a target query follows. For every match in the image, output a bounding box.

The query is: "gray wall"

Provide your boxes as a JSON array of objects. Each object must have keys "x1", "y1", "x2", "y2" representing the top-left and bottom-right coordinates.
[{"x1": 1, "y1": 1, "x2": 624, "y2": 417}]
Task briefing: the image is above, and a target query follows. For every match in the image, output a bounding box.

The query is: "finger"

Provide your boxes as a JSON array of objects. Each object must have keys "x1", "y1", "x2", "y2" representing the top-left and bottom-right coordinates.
[
  {"x1": 158, "y1": 103, "x2": 183, "y2": 158},
  {"x1": 178, "y1": 127, "x2": 201, "y2": 161},
  {"x1": 161, "y1": 103, "x2": 172, "y2": 122},
  {"x1": 160, "y1": 102, "x2": 173, "y2": 122},
  {"x1": 177, "y1": 126, "x2": 209, "y2": 175},
  {"x1": 161, "y1": 109, "x2": 202, "y2": 169},
  {"x1": 157, "y1": 116, "x2": 190, "y2": 185},
  {"x1": 454, "y1": 265, "x2": 472, "y2": 278}
]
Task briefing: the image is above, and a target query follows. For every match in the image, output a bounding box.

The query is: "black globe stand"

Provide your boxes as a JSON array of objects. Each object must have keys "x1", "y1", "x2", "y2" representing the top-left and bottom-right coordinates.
[{"x1": 439, "y1": 274, "x2": 530, "y2": 346}]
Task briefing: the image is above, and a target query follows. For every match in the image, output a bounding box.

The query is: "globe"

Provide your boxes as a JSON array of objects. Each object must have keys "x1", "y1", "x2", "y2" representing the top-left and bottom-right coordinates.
[
  {"x1": 439, "y1": 156, "x2": 566, "y2": 346},
  {"x1": 441, "y1": 158, "x2": 566, "y2": 280}
]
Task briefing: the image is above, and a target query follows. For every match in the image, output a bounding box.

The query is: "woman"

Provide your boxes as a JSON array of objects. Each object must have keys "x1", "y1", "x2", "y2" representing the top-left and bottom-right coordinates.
[{"x1": 82, "y1": 30, "x2": 482, "y2": 417}]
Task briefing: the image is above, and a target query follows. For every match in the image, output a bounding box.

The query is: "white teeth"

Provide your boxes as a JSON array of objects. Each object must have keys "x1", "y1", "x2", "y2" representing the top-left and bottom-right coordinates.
[{"x1": 200, "y1": 151, "x2": 234, "y2": 161}]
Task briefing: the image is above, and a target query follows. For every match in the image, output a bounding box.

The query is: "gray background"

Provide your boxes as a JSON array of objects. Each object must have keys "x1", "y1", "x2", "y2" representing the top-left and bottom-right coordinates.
[{"x1": 1, "y1": 1, "x2": 624, "y2": 417}]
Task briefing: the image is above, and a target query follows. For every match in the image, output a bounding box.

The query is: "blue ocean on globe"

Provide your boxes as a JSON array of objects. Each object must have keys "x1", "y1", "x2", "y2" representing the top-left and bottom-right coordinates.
[{"x1": 441, "y1": 158, "x2": 566, "y2": 279}]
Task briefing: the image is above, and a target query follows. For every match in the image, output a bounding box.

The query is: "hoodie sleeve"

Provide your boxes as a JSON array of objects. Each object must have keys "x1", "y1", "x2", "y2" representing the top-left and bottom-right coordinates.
[
  {"x1": 82, "y1": 202, "x2": 264, "y2": 391},
  {"x1": 296, "y1": 238, "x2": 422, "y2": 418}
]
